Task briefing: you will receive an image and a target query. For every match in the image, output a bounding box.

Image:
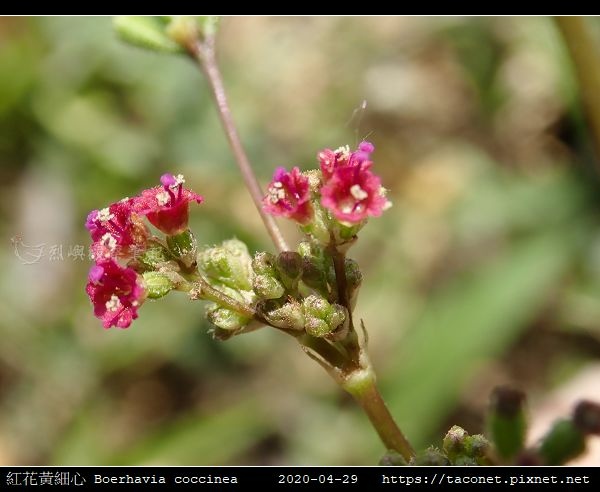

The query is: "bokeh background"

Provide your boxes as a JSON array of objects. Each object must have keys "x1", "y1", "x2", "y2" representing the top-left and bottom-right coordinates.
[{"x1": 0, "y1": 16, "x2": 599, "y2": 465}]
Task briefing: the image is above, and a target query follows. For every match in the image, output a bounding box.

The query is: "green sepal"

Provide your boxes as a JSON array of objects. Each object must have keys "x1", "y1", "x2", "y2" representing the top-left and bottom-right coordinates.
[
  {"x1": 113, "y1": 16, "x2": 184, "y2": 54},
  {"x1": 142, "y1": 271, "x2": 175, "y2": 299}
]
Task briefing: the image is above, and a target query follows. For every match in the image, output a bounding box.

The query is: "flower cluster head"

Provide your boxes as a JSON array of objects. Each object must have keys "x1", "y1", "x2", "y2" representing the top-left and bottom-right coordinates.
[
  {"x1": 263, "y1": 141, "x2": 391, "y2": 232},
  {"x1": 85, "y1": 173, "x2": 203, "y2": 328}
]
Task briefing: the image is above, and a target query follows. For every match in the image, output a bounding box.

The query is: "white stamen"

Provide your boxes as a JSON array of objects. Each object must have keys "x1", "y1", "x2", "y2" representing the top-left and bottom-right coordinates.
[
  {"x1": 268, "y1": 184, "x2": 286, "y2": 204},
  {"x1": 156, "y1": 190, "x2": 170, "y2": 206},
  {"x1": 350, "y1": 184, "x2": 368, "y2": 201},
  {"x1": 170, "y1": 174, "x2": 186, "y2": 189},
  {"x1": 105, "y1": 294, "x2": 121, "y2": 312},
  {"x1": 120, "y1": 197, "x2": 130, "y2": 203},
  {"x1": 334, "y1": 145, "x2": 350, "y2": 160},
  {"x1": 132, "y1": 300, "x2": 139, "y2": 307},
  {"x1": 97, "y1": 207, "x2": 114, "y2": 222},
  {"x1": 382, "y1": 200, "x2": 393, "y2": 211}
]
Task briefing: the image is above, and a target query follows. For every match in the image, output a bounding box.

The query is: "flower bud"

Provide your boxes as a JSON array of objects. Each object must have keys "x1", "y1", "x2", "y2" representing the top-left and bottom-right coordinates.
[
  {"x1": 538, "y1": 419, "x2": 585, "y2": 465},
  {"x1": 206, "y1": 305, "x2": 250, "y2": 331},
  {"x1": 264, "y1": 300, "x2": 305, "y2": 331},
  {"x1": 253, "y1": 274, "x2": 285, "y2": 300},
  {"x1": 488, "y1": 386, "x2": 526, "y2": 461},
  {"x1": 252, "y1": 252, "x2": 285, "y2": 299},
  {"x1": 142, "y1": 271, "x2": 175, "y2": 299},
  {"x1": 410, "y1": 447, "x2": 450, "y2": 466},
  {"x1": 297, "y1": 241, "x2": 330, "y2": 294},
  {"x1": 252, "y1": 251, "x2": 277, "y2": 274},
  {"x1": 198, "y1": 239, "x2": 252, "y2": 291},
  {"x1": 277, "y1": 252, "x2": 303, "y2": 280},
  {"x1": 378, "y1": 450, "x2": 407, "y2": 466},
  {"x1": 345, "y1": 258, "x2": 362, "y2": 310},
  {"x1": 302, "y1": 295, "x2": 346, "y2": 338},
  {"x1": 167, "y1": 230, "x2": 197, "y2": 269},
  {"x1": 113, "y1": 16, "x2": 184, "y2": 54},
  {"x1": 443, "y1": 425, "x2": 468, "y2": 461},
  {"x1": 133, "y1": 241, "x2": 173, "y2": 272}
]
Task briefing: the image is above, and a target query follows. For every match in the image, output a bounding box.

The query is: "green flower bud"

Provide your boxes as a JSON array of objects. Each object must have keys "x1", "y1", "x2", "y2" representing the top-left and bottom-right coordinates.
[
  {"x1": 379, "y1": 450, "x2": 407, "y2": 466},
  {"x1": 345, "y1": 258, "x2": 362, "y2": 310},
  {"x1": 443, "y1": 425, "x2": 468, "y2": 461},
  {"x1": 206, "y1": 305, "x2": 250, "y2": 331},
  {"x1": 142, "y1": 271, "x2": 175, "y2": 299},
  {"x1": 264, "y1": 300, "x2": 305, "y2": 331},
  {"x1": 253, "y1": 274, "x2": 285, "y2": 299},
  {"x1": 488, "y1": 386, "x2": 526, "y2": 461},
  {"x1": 132, "y1": 241, "x2": 173, "y2": 272},
  {"x1": 198, "y1": 239, "x2": 252, "y2": 291},
  {"x1": 277, "y1": 252, "x2": 303, "y2": 281},
  {"x1": 465, "y1": 434, "x2": 491, "y2": 459},
  {"x1": 113, "y1": 16, "x2": 184, "y2": 54},
  {"x1": 297, "y1": 241, "x2": 316, "y2": 259},
  {"x1": 539, "y1": 419, "x2": 586, "y2": 465},
  {"x1": 252, "y1": 252, "x2": 277, "y2": 275},
  {"x1": 165, "y1": 16, "x2": 197, "y2": 47},
  {"x1": 453, "y1": 456, "x2": 478, "y2": 466},
  {"x1": 167, "y1": 230, "x2": 198, "y2": 269},
  {"x1": 302, "y1": 295, "x2": 346, "y2": 338},
  {"x1": 251, "y1": 252, "x2": 285, "y2": 299},
  {"x1": 410, "y1": 447, "x2": 450, "y2": 466},
  {"x1": 304, "y1": 318, "x2": 330, "y2": 338}
]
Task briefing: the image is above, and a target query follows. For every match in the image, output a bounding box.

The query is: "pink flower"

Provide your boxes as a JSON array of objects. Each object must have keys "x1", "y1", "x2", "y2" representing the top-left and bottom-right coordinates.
[
  {"x1": 86, "y1": 259, "x2": 146, "y2": 329},
  {"x1": 133, "y1": 174, "x2": 204, "y2": 236},
  {"x1": 321, "y1": 164, "x2": 391, "y2": 224},
  {"x1": 133, "y1": 173, "x2": 203, "y2": 235},
  {"x1": 318, "y1": 141, "x2": 374, "y2": 182},
  {"x1": 86, "y1": 199, "x2": 148, "y2": 260},
  {"x1": 262, "y1": 167, "x2": 313, "y2": 224}
]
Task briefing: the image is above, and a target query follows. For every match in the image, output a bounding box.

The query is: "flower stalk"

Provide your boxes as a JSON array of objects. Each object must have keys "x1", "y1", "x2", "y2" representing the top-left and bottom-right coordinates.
[{"x1": 185, "y1": 33, "x2": 288, "y2": 253}]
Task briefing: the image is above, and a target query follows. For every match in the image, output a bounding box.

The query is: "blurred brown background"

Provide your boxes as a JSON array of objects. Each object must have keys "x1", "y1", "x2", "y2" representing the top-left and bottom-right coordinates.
[{"x1": 0, "y1": 16, "x2": 599, "y2": 465}]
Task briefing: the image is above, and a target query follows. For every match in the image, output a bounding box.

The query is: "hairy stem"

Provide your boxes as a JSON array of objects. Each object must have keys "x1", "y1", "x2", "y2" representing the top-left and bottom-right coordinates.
[
  {"x1": 187, "y1": 36, "x2": 288, "y2": 253},
  {"x1": 343, "y1": 368, "x2": 415, "y2": 462},
  {"x1": 556, "y1": 16, "x2": 600, "y2": 169}
]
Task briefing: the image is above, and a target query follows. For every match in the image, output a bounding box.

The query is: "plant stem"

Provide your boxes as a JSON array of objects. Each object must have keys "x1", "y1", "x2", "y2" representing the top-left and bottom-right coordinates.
[
  {"x1": 343, "y1": 368, "x2": 415, "y2": 462},
  {"x1": 188, "y1": 36, "x2": 289, "y2": 253},
  {"x1": 189, "y1": 278, "x2": 256, "y2": 318},
  {"x1": 555, "y1": 16, "x2": 600, "y2": 169}
]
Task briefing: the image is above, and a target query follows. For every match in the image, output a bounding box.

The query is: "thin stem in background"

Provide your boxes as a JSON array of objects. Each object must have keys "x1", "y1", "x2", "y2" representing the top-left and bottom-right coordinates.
[
  {"x1": 188, "y1": 36, "x2": 289, "y2": 253},
  {"x1": 556, "y1": 16, "x2": 600, "y2": 171}
]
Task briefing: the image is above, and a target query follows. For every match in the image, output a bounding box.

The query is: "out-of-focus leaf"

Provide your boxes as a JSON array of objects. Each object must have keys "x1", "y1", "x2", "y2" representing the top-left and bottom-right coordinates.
[
  {"x1": 382, "y1": 228, "x2": 581, "y2": 447},
  {"x1": 52, "y1": 400, "x2": 269, "y2": 465},
  {"x1": 114, "y1": 402, "x2": 269, "y2": 465},
  {"x1": 113, "y1": 17, "x2": 183, "y2": 54}
]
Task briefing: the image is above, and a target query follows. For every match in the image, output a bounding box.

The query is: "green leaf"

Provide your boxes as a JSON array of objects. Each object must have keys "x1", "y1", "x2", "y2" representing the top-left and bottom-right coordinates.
[{"x1": 113, "y1": 16, "x2": 184, "y2": 54}]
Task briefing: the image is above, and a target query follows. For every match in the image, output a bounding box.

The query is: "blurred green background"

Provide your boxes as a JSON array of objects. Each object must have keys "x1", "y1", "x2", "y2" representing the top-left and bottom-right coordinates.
[{"x1": 1, "y1": 16, "x2": 599, "y2": 465}]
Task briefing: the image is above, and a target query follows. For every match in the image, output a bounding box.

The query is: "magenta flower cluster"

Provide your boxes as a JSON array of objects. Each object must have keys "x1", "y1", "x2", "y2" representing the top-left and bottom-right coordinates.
[
  {"x1": 85, "y1": 174, "x2": 203, "y2": 328},
  {"x1": 262, "y1": 141, "x2": 391, "y2": 226}
]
